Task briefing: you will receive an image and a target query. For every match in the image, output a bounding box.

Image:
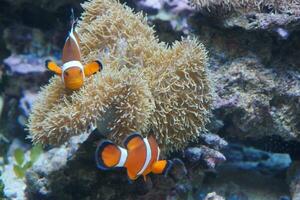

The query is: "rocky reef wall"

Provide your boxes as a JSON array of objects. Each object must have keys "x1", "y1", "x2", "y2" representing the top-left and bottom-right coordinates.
[{"x1": 0, "y1": 0, "x2": 300, "y2": 200}]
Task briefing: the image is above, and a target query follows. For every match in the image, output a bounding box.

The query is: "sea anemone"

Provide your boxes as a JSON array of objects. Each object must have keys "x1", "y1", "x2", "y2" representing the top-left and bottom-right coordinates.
[{"x1": 28, "y1": 0, "x2": 211, "y2": 152}]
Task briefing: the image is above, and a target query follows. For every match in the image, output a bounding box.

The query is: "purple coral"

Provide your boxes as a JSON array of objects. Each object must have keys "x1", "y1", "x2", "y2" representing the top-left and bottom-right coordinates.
[{"x1": 4, "y1": 55, "x2": 48, "y2": 75}]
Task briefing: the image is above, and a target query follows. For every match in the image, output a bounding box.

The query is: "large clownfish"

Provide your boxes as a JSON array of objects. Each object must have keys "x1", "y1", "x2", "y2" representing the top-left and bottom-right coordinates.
[
  {"x1": 46, "y1": 21, "x2": 102, "y2": 91},
  {"x1": 95, "y1": 132, "x2": 173, "y2": 181}
]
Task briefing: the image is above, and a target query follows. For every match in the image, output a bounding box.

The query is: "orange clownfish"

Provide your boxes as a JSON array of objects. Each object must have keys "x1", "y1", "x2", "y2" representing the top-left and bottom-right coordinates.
[
  {"x1": 95, "y1": 132, "x2": 173, "y2": 181},
  {"x1": 46, "y1": 22, "x2": 102, "y2": 91}
]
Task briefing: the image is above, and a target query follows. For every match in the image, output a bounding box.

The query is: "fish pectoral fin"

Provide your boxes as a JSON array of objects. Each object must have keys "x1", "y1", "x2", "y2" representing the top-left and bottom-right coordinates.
[
  {"x1": 127, "y1": 169, "x2": 138, "y2": 181},
  {"x1": 143, "y1": 175, "x2": 147, "y2": 182},
  {"x1": 84, "y1": 60, "x2": 103, "y2": 77},
  {"x1": 151, "y1": 160, "x2": 172, "y2": 176},
  {"x1": 46, "y1": 60, "x2": 62, "y2": 75},
  {"x1": 95, "y1": 140, "x2": 123, "y2": 170}
]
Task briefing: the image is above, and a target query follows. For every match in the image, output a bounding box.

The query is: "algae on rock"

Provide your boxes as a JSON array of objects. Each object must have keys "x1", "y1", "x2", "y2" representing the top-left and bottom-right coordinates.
[
  {"x1": 190, "y1": 0, "x2": 300, "y2": 31},
  {"x1": 190, "y1": 0, "x2": 300, "y2": 15}
]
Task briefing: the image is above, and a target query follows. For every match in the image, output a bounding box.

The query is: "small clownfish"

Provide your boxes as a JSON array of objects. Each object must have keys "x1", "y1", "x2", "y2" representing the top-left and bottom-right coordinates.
[
  {"x1": 45, "y1": 22, "x2": 102, "y2": 91},
  {"x1": 95, "y1": 132, "x2": 173, "y2": 181}
]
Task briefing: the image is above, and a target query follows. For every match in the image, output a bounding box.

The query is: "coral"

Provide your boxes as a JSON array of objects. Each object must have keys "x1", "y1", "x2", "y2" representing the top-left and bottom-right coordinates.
[
  {"x1": 13, "y1": 144, "x2": 43, "y2": 179},
  {"x1": 189, "y1": 7, "x2": 300, "y2": 152},
  {"x1": 190, "y1": 0, "x2": 300, "y2": 15},
  {"x1": 135, "y1": 0, "x2": 195, "y2": 40},
  {"x1": 288, "y1": 161, "x2": 300, "y2": 200},
  {"x1": 0, "y1": 175, "x2": 3, "y2": 200},
  {"x1": 24, "y1": 130, "x2": 225, "y2": 200},
  {"x1": 199, "y1": 133, "x2": 228, "y2": 150},
  {"x1": 204, "y1": 192, "x2": 225, "y2": 200},
  {"x1": 185, "y1": 146, "x2": 226, "y2": 168},
  {"x1": 1, "y1": 139, "x2": 29, "y2": 200},
  {"x1": 212, "y1": 57, "x2": 300, "y2": 143},
  {"x1": 28, "y1": 0, "x2": 211, "y2": 152},
  {"x1": 4, "y1": 55, "x2": 46, "y2": 74},
  {"x1": 190, "y1": 0, "x2": 300, "y2": 31}
]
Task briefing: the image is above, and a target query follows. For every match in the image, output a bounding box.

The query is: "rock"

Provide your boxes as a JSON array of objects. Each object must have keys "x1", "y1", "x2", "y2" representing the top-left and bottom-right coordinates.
[
  {"x1": 24, "y1": 129, "x2": 223, "y2": 200},
  {"x1": 210, "y1": 57, "x2": 300, "y2": 154},
  {"x1": 24, "y1": 131, "x2": 145, "y2": 199},
  {"x1": 2, "y1": 164, "x2": 26, "y2": 200},
  {"x1": 4, "y1": 54, "x2": 47, "y2": 75},
  {"x1": 279, "y1": 196, "x2": 291, "y2": 200},
  {"x1": 3, "y1": 25, "x2": 49, "y2": 56},
  {"x1": 185, "y1": 147, "x2": 203, "y2": 163},
  {"x1": 30, "y1": 132, "x2": 90, "y2": 177},
  {"x1": 1, "y1": 133, "x2": 89, "y2": 200},
  {"x1": 212, "y1": 57, "x2": 300, "y2": 140},
  {"x1": 190, "y1": 0, "x2": 300, "y2": 33},
  {"x1": 190, "y1": 8, "x2": 300, "y2": 156},
  {"x1": 200, "y1": 133, "x2": 228, "y2": 150},
  {"x1": 1, "y1": 139, "x2": 30, "y2": 200},
  {"x1": 0, "y1": 1, "x2": 82, "y2": 32},
  {"x1": 195, "y1": 144, "x2": 291, "y2": 199},
  {"x1": 287, "y1": 161, "x2": 300, "y2": 200},
  {"x1": 0, "y1": 26, "x2": 59, "y2": 147},
  {"x1": 185, "y1": 146, "x2": 226, "y2": 168},
  {"x1": 1, "y1": 25, "x2": 59, "y2": 141},
  {"x1": 168, "y1": 158, "x2": 188, "y2": 181},
  {"x1": 0, "y1": 177, "x2": 4, "y2": 200},
  {"x1": 1, "y1": 0, "x2": 300, "y2": 199},
  {"x1": 204, "y1": 192, "x2": 225, "y2": 200},
  {"x1": 19, "y1": 90, "x2": 37, "y2": 117},
  {"x1": 223, "y1": 13, "x2": 300, "y2": 33},
  {"x1": 0, "y1": 95, "x2": 3, "y2": 118},
  {"x1": 131, "y1": 0, "x2": 196, "y2": 43},
  {"x1": 223, "y1": 144, "x2": 292, "y2": 173}
]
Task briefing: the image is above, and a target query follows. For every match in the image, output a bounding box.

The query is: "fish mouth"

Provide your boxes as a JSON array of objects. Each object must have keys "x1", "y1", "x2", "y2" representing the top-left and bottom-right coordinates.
[{"x1": 65, "y1": 81, "x2": 83, "y2": 90}]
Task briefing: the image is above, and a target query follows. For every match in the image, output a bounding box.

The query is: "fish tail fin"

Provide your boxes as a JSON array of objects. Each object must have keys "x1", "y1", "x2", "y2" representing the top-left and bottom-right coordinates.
[
  {"x1": 95, "y1": 140, "x2": 128, "y2": 170},
  {"x1": 151, "y1": 160, "x2": 173, "y2": 176}
]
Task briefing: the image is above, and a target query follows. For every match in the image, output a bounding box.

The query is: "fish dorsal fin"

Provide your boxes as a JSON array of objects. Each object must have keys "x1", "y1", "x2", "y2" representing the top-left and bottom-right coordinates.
[
  {"x1": 123, "y1": 132, "x2": 144, "y2": 150},
  {"x1": 147, "y1": 135, "x2": 158, "y2": 147},
  {"x1": 148, "y1": 135, "x2": 160, "y2": 160},
  {"x1": 62, "y1": 22, "x2": 81, "y2": 63}
]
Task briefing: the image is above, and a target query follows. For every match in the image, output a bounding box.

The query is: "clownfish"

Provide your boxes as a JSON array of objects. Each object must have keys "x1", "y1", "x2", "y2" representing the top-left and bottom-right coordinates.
[
  {"x1": 95, "y1": 132, "x2": 173, "y2": 181},
  {"x1": 45, "y1": 21, "x2": 102, "y2": 91}
]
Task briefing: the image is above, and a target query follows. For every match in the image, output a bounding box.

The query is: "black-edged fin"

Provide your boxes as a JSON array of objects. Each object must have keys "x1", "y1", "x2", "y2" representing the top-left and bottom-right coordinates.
[
  {"x1": 152, "y1": 159, "x2": 185, "y2": 177},
  {"x1": 123, "y1": 132, "x2": 144, "y2": 150},
  {"x1": 95, "y1": 140, "x2": 120, "y2": 170},
  {"x1": 162, "y1": 160, "x2": 173, "y2": 176},
  {"x1": 84, "y1": 60, "x2": 103, "y2": 77},
  {"x1": 62, "y1": 12, "x2": 81, "y2": 63},
  {"x1": 45, "y1": 59, "x2": 62, "y2": 75},
  {"x1": 96, "y1": 60, "x2": 103, "y2": 71},
  {"x1": 166, "y1": 158, "x2": 187, "y2": 179}
]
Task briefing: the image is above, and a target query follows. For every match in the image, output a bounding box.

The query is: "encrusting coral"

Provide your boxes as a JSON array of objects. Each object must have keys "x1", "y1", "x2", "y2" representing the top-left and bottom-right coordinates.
[
  {"x1": 190, "y1": 0, "x2": 300, "y2": 16},
  {"x1": 28, "y1": 0, "x2": 211, "y2": 152}
]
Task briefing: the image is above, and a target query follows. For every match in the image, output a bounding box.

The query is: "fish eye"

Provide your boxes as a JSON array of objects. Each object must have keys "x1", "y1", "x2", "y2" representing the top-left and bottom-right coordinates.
[{"x1": 64, "y1": 71, "x2": 69, "y2": 76}]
